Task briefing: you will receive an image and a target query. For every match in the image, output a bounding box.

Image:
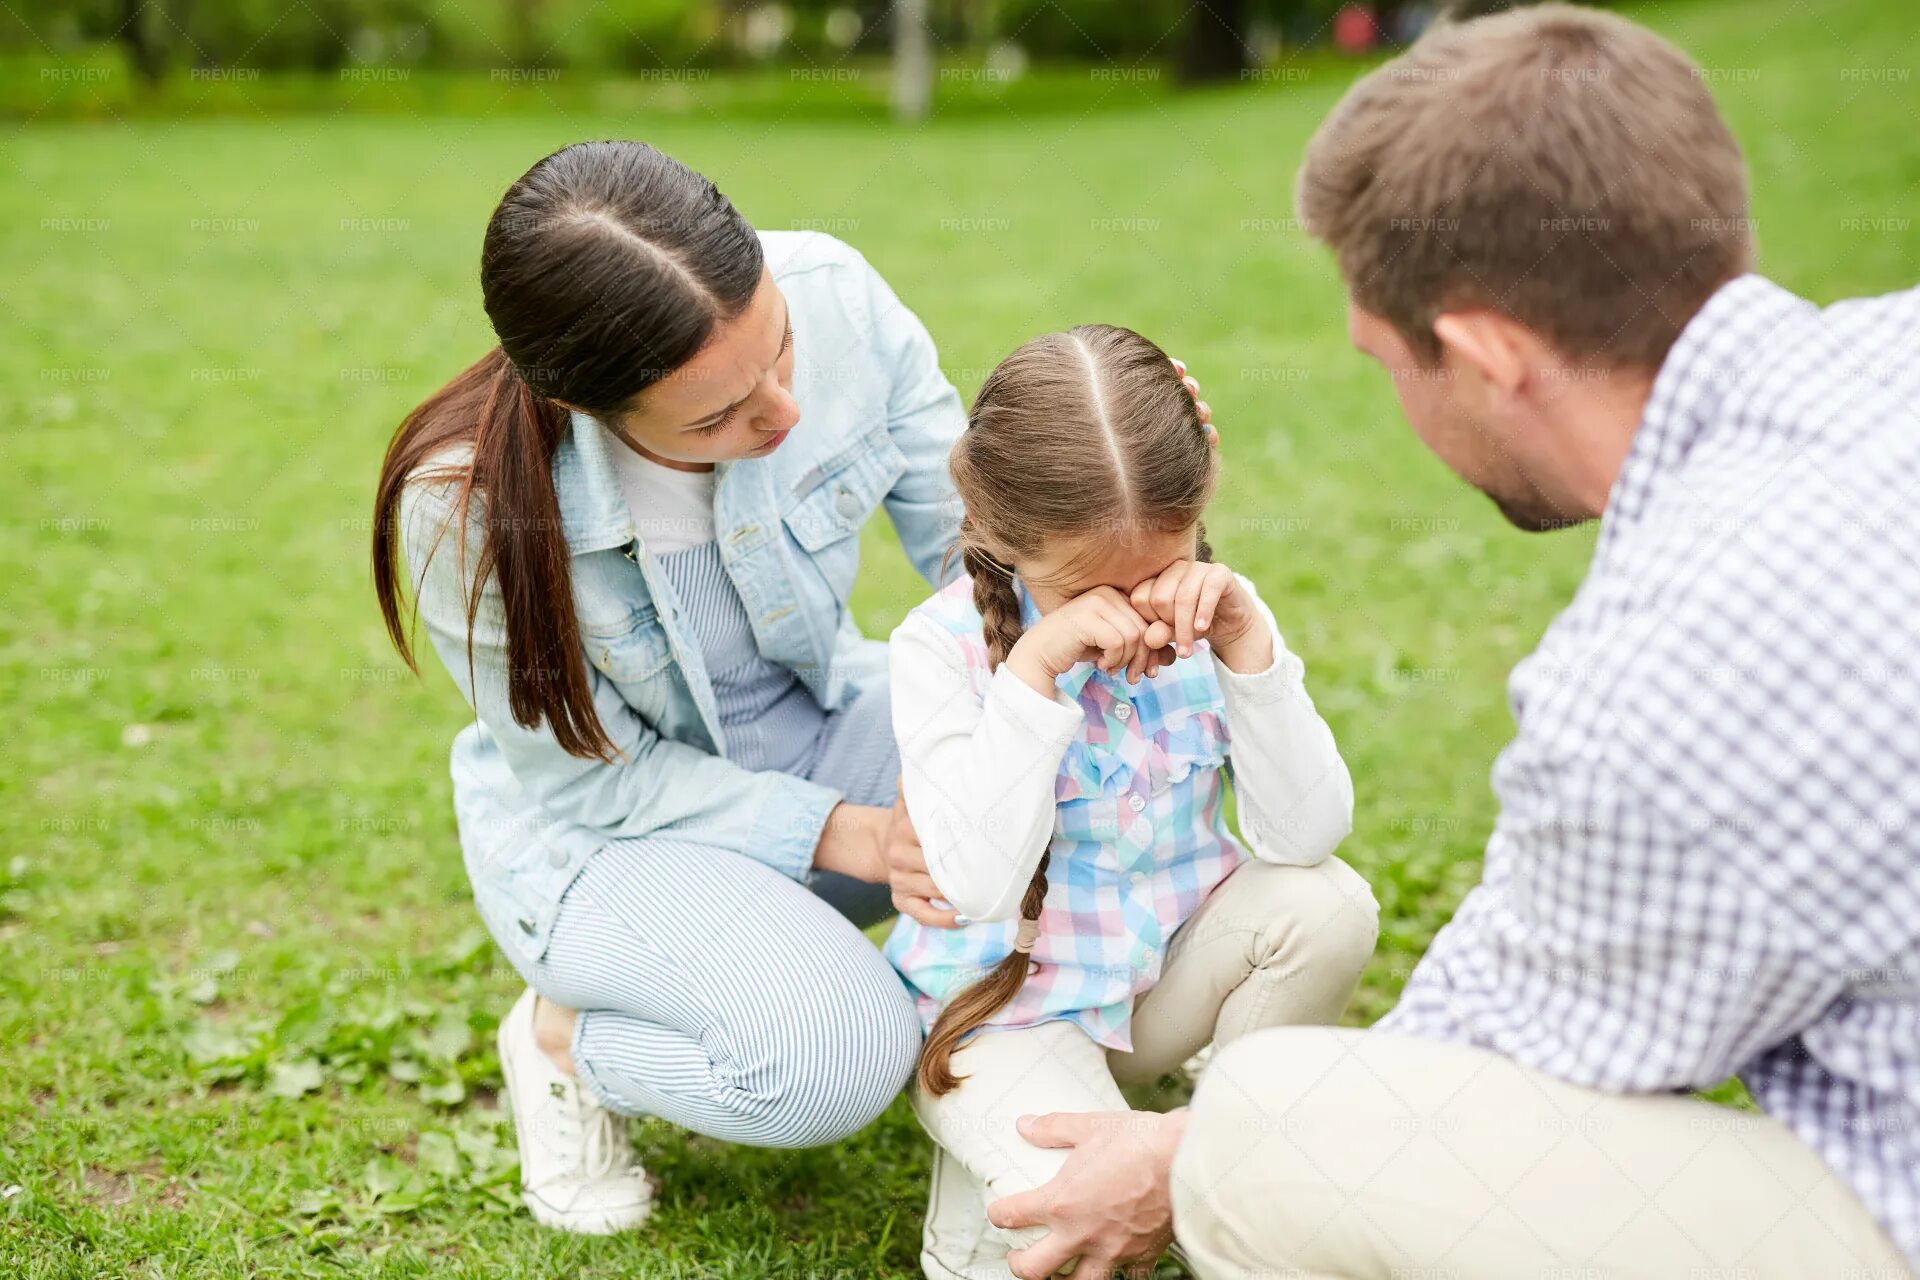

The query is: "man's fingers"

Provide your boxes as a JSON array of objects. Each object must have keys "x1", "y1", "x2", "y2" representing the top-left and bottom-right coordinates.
[
  {"x1": 1007, "y1": 1234, "x2": 1082, "y2": 1280},
  {"x1": 1016, "y1": 1110, "x2": 1092, "y2": 1149},
  {"x1": 986, "y1": 1185, "x2": 1048, "y2": 1232}
]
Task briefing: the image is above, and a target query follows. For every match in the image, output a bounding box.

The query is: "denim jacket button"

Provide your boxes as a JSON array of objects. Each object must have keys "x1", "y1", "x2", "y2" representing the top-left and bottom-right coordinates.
[
  {"x1": 834, "y1": 487, "x2": 861, "y2": 520},
  {"x1": 517, "y1": 917, "x2": 536, "y2": 935},
  {"x1": 547, "y1": 849, "x2": 568, "y2": 868}
]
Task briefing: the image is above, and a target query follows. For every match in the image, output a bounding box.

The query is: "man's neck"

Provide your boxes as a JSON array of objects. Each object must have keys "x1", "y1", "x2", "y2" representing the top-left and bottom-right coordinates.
[{"x1": 1546, "y1": 365, "x2": 1658, "y2": 520}]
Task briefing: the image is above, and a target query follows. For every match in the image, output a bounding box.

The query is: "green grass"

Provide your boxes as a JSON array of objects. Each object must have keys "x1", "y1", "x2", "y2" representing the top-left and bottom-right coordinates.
[{"x1": 4, "y1": 0, "x2": 1917, "y2": 1273}]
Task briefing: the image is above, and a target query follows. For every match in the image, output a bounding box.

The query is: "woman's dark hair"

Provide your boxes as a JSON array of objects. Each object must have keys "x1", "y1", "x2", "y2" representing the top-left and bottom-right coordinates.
[{"x1": 372, "y1": 140, "x2": 763, "y2": 760}]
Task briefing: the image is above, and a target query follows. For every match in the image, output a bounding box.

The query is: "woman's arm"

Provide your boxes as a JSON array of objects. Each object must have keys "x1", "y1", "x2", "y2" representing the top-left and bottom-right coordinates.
[
  {"x1": 402, "y1": 476, "x2": 860, "y2": 882},
  {"x1": 1212, "y1": 575, "x2": 1355, "y2": 866},
  {"x1": 890, "y1": 612, "x2": 1081, "y2": 922},
  {"x1": 859, "y1": 255, "x2": 967, "y2": 588}
]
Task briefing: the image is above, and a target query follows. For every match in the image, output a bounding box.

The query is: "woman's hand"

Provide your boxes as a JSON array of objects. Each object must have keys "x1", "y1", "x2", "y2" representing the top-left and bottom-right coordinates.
[
  {"x1": 813, "y1": 796, "x2": 963, "y2": 928},
  {"x1": 1172, "y1": 357, "x2": 1217, "y2": 447},
  {"x1": 887, "y1": 783, "x2": 961, "y2": 928},
  {"x1": 812, "y1": 801, "x2": 891, "y2": 883},
  {"x1": 1128, "y1": 560, "x2": 1272, "y2": 674},
  {"x1": 1006, "y1": 586, "x2": 1175, "y2": 697}
]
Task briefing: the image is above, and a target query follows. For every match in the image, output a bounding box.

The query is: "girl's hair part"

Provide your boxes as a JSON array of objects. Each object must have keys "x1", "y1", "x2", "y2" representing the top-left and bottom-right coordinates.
[
  {"x1": 916, "y1": 323, "x2": 1215, "y2": 1096},
  {"x1": 372, "y1": 140, "x2": 763, "y2": 761}
]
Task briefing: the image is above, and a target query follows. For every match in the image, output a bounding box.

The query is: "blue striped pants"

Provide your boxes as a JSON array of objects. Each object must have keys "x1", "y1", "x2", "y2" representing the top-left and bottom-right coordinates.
[{"x1": 527, "y1": 679, "x2": 922, "y2": 1148}]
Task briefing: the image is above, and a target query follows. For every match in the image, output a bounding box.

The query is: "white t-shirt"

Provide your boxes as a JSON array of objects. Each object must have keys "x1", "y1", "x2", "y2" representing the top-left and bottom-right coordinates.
[{"x1": 606, "y1": 441, "x2": 717, "y2": 554}]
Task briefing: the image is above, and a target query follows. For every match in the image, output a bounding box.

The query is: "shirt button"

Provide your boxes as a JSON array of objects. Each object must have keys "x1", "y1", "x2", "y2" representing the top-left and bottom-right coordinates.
[
  {"x1": 517, "y1": 918, "x2": 536, "y2": 935},
  {"x1": 1130, "y1": 871, "x2": 1148, "y2": 887},
  {"x1": 547, "y1": 849, "x2": 568, "y2": 868},
  {"x1": 1128, "y1": 793, "x2": 1146, "y2": 813},
  {"x1": 834, "y1": 488, "x2": 861, "y2": 520},
  {"x1": 1113, "y1": 704, "x2": 1132, "y2": 720},
  {"x1": 1142, "y1": 947, "x2": 1158, "y2": 965}
]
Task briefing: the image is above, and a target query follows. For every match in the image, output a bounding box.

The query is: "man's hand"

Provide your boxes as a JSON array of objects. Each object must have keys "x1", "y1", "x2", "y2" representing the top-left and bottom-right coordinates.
[
  {"x1": 888, "y1": 781, "x2": 960, "y2": 928},
  {"x1": 987, "y1": 1109, "x2": 1187, "y2": 1280}
]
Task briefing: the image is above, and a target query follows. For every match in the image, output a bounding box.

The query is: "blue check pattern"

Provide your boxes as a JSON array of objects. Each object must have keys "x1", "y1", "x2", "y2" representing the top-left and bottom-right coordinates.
[
  {"x1": 1382, "y1": 275, "x2": 1920, "y2": 1269},
  {"x1": 885, "y1": 576, "x2": 1246, "y2": 1051}
]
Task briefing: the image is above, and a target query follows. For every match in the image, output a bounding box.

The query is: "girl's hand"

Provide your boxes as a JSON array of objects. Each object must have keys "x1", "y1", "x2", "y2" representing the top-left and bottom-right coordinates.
[
  {"x1": 1006, "y1": 586, "x2": 1175, "y2": 698},
  {"x1": 1128, "y1": 561, "x2": 1272, "y2": 674}
]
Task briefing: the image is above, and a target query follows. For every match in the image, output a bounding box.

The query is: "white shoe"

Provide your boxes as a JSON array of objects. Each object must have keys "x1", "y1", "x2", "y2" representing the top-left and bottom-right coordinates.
[
  {"x1": 497, "y1": 987, "x2": 654, "y2": 1234},
  {"x1": 921, "y1": 1146, "x2": 1019, "y2": 1280}
]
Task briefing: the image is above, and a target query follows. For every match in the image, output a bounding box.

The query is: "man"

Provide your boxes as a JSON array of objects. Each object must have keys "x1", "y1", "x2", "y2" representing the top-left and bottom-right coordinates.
[{"x1": 986, "y1": 5, "x2": 1919, "y2": 1277}]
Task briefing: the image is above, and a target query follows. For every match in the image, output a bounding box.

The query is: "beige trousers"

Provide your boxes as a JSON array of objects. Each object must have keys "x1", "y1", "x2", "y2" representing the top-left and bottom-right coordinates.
[
  {"x1": 913, "y1": 856, "x2": 1381, "y2": 1280},
  {"x1": 1173, "y1": 1027, "x2": 1912, "y2": 1280}
]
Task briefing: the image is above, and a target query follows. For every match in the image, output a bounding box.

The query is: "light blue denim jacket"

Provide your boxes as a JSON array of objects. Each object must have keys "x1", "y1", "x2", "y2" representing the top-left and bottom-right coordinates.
[{"x1": 400, "y1": 231, "x2": 964, "y2": 970}]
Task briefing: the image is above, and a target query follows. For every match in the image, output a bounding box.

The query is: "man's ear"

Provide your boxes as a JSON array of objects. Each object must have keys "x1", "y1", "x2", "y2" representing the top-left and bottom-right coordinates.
[{"x1": 1432, "y1": 310, "x2": 1530, "y2": 395}]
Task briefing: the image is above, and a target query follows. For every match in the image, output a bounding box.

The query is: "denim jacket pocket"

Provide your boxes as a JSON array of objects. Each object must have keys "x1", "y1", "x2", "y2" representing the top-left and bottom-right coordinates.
[
  {"x1": 582, "y1": 606, "x2": 674, "y2": 683},
  {"x1": 782, "y1": 428, "x2": 907, "y2": 553}
]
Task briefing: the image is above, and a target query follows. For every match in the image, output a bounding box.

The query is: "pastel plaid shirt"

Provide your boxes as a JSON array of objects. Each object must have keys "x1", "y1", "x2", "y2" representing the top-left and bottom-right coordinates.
[
  {"x1": 1381, "y1": 275, "x2": 1920, "y2": 1268},
  {"x1": 885, "y1": 573, "x2": 1353, "y2": 1051}
]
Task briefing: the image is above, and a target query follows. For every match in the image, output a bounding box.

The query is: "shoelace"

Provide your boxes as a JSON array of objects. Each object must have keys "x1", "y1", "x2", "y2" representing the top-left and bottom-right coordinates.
[
  {"x1": 545, "y1": 1082, "x2": 629, "y2": 1181},
  {"x1": 576, "y1": 1100, "x2": 626, "y2": 1180}
]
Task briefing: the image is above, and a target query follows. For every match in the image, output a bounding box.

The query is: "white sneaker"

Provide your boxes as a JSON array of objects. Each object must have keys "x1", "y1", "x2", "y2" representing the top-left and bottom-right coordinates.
[
  {"x1": 497, "y1": 987, "x2": 654, "y2": 1234},
  {"x1": 921, "y1": 1146, "x2": 1019, "y2": 1280}
]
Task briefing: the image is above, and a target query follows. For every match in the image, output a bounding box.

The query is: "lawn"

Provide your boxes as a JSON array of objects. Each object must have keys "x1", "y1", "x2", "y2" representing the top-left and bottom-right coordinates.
[{"x1": 3, "y1": 0, "x2": 1917, "y2": 1274}]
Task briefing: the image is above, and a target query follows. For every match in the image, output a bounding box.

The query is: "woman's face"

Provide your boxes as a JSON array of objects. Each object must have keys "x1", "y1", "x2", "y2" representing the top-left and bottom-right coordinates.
[{"x1": 603, "y1": 269, "x2": 799, "y2": 469}]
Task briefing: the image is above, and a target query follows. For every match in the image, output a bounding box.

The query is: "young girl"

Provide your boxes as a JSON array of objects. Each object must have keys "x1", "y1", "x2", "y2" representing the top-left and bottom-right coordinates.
[{"x1": 884, "y1": 325, "x2": 1376, "y2": 1280}]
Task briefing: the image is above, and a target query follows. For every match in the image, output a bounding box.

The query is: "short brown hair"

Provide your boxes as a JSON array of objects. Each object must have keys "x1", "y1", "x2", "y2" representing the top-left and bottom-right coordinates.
[{"x1": 1297, "y1": 3, "x2": 1752, "y2": 368}]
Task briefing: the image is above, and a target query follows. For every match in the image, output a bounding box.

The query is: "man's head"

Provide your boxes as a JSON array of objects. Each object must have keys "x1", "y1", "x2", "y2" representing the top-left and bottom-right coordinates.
[{"x1": 1298, "y1": 3, "x2": 1752, "y2": 528}]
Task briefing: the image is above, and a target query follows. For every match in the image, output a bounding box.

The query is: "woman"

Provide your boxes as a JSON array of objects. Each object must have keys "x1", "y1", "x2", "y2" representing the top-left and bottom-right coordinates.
[{"x1": 371, "y1": 140, "x2": 969, "y2": 1233}]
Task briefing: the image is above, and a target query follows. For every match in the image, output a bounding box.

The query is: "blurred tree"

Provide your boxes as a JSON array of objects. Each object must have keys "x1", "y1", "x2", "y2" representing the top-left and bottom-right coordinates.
[
  {"x1": 891, "y1": 0, "x2": 932, "y2": 120},
  {"x1": 116, "y1": 0, "x2": 168, "y2": 83},
  {"x1": 1177, "y1": 0, "x2": 1248, "y2": 84}
]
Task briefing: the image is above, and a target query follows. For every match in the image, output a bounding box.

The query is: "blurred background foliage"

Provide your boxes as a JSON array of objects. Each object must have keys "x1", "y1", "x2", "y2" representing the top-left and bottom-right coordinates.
[{"x1": 3, "y1": 0, "x2": 1555, "y2": 117}]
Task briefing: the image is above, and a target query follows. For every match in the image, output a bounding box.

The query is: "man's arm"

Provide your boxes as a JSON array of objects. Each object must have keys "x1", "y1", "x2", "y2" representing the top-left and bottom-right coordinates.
[{"x1": 1379, "y1": 753, "x2": 1847, "y2": 1093}]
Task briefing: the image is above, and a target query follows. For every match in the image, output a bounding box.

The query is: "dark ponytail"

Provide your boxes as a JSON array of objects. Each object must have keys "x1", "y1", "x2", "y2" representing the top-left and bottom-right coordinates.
[{"x1": 372, "y1": 141, "x2": 763, "y2": 760}]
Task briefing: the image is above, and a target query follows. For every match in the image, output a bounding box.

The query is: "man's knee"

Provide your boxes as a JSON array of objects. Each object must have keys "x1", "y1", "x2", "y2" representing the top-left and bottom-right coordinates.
[{"x1": 1173, "y1": 1028, "x2": 1368, "y2": 1276}]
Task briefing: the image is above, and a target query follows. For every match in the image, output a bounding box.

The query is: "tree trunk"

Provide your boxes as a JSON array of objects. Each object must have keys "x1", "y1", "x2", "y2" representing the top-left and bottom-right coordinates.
[
  {"x1": 1177, "y1": 0, "x2": 1247, "y2": 85},
  {"x1": 891, "y1": 0, "x2": 932, "y2": 122},
  {"x1": 118, "y1": 0, "x2": 168, "y2": 86}
]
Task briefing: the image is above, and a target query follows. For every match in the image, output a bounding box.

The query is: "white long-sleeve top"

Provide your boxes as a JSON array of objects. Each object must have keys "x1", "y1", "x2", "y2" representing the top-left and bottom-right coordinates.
[{"x1": 890, "y1": 576, "x2": 1354, "y2": 924}]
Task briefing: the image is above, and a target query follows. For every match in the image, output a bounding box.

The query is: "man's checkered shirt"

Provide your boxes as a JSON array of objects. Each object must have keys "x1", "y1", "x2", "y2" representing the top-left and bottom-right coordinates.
[{"x1": 1382, "y1": 274, "x2": 1920, "y2": 1268}]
